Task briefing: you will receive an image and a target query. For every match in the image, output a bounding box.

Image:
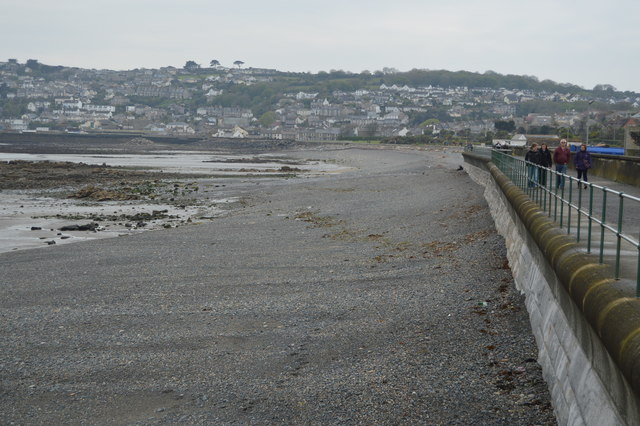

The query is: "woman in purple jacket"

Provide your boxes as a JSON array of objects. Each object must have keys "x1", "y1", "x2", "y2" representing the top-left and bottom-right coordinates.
[{"x1": 574, "y1": 144, "x2": 592, "y2": 189}]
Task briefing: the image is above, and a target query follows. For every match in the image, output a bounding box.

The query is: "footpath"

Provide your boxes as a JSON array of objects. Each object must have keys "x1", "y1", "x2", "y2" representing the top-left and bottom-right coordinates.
[{"x1": 0, "y1": 145, "x2": 556, "y2": 425}]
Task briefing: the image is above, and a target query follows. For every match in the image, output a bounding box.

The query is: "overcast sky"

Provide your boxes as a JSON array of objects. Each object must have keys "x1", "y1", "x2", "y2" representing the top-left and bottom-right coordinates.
[{"x1": 3, "y1": 0, "x2": 639, "y2": 92}]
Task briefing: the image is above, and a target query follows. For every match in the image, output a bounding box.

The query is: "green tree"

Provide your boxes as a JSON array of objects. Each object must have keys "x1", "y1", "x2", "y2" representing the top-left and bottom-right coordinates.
[
  {"x1": 259, "y1": 111, "x2": 276, "y2": 128},
  {"x1": 0, "y1": 99, "x2": 29, "y2": 118},
  {"x1": 233, "y1": 60, "x2": 244, "y2": 68},
  {"x1": 419, "y1": 118, "x2": 441, "y2": 128},
  {"x1": 184, "y1": 60, "x2": 200, "y2": 71},
  {"x1": 210, "y1": 59, "x2": 220, "y2": 68},
  {"x1": 494, "y1": 120, "x2": 515, "y2": 133},
  {"x1": 25, "y1": 59, "x2": 39, "y2": 69},
  {"x1": 361, "y1": 122, "x2": 379, "y2": 140}
]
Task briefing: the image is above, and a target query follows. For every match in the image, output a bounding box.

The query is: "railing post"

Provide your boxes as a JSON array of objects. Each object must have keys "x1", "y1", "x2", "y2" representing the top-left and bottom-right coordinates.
[
  {"x1": 560, "y1": 181, "x2": 566, "y2": 229},
  {"x1": 615, "y1": 194, "x2": 624, "y2": 280},
  {"x1": 637, "y1": 247, "x2": 640, "y2": 298},
  {"x1": 600, "y1": 190, "x2": 608, "y2": 264},
  {"x1": 587, "y1": 186, "x2": 594, "y2": 253},
  {"x1": 577, "y1": 183, "x2": 583, "y2": 242},
  {"x1": 567, "y1": 178, "x2": 573, "y2": 234}
]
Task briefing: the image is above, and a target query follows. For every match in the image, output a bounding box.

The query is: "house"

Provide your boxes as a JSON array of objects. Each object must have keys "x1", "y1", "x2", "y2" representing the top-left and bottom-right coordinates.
[
  {"x1": 231, "y1": 126, "x2": 249, "y2": 138},
  {"x1": 5, "y1": 119, "x2": 28, "y2": 131},
  {"x1": 511, "y1": 134, "x2": 560, "y2": 147},
  {"x1": 296, "y1": 91, "x2": 318, "y2": 100},
  {"x1": 623, "y1": 117, "x2": 640, "y2": 156},
  {"x1": 166, "y1": 122, "x2": 195, "y2": 134},
  {"x1": 509, "y1": 134, "x2": 528, "y2": 147},
  {"x1": 260, "y1": 130, "x2": 283, "y2": 140}
]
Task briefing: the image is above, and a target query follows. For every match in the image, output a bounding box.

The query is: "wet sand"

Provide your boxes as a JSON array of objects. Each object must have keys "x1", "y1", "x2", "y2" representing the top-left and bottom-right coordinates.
[{"x1": 0, "y1": 146, "x2": 349, "y2": 253}]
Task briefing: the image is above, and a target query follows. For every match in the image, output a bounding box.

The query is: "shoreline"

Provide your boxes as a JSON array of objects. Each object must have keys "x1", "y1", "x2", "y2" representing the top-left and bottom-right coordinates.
[
  {"x1": 0, "y1": 141, "x2": 455, "y2": 254},
  {"x1": 0, "y1": 138, "x2": 358, "y2": 253}
]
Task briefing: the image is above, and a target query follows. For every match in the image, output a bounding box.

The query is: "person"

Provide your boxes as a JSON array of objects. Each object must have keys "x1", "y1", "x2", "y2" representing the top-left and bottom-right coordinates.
[
  {"x1": 538, "y1": 143, "x2": 552, "y2": 186},
  {"x1": 574, "y1": 143, "x2": 592, "y2": 189},
  {"x1": 525, "y1": 143, "x2": 541, "y2": 187},
  {"x1": 553, "y1": 139, "x2": 571, "y2": 189}
]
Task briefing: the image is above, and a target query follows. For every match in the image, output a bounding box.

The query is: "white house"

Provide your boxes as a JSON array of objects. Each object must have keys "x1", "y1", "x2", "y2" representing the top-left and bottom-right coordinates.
[
  {"x1": 166, "y1": 122, "x2": 195, "y2": 134},
  {"x1": 231, "y1": 126, "x2": 249, "y2": 138},
  {"x1": 509, "y1": 134, "x2": 528, "y2": 147}
]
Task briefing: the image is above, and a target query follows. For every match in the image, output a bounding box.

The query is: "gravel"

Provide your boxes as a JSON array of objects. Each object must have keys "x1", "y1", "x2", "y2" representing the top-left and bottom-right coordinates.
[{"x1": 0, "y1": 144, "x2": 556, "y2": 425}]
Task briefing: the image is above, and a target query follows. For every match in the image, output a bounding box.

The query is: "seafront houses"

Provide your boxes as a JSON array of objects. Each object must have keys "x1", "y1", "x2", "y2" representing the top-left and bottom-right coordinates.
[
  {"x1": 1, "y1": 60, "x2": 639, "y2": 141},
  {"x1": 214, "y1": 125, "x2": 249, "y2": 138},
  {"x1": 166, "y1": 122, "x2": 195, "y2": 134}
]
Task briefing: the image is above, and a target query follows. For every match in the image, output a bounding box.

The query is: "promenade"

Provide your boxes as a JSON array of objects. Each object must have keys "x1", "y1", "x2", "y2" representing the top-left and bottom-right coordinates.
[
  {"x1": 0, "y1": 145, "x2": 555, "y2": 424},
  {"x1": 465, "y1": 147, "x2": 640, "y2": 424},
  {"x1": 491, "y1": 148, "x2": 640, "y2": 294}
]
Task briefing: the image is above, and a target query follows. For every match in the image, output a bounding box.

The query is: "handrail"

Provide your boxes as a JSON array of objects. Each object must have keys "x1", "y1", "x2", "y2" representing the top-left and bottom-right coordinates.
[{"x1": 491, "y1": 149, "x2": 640, "y2": 295}]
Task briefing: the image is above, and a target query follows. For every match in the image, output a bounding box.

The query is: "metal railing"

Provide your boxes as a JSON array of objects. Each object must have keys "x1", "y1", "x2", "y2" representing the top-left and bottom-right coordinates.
[{"x1": 491, "y1": 149, "x2": 640, "y2": 295}]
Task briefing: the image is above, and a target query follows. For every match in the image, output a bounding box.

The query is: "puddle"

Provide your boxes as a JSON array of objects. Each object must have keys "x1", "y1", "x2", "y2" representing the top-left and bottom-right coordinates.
[{"x1": 0, "y1": 188, "x2": 236, "y2": 254}]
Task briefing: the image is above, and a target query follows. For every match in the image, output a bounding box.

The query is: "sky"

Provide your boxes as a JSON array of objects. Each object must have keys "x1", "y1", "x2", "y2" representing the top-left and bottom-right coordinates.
[{"x1": 3, "y1": 0, "x2": 639, "y2": 92}]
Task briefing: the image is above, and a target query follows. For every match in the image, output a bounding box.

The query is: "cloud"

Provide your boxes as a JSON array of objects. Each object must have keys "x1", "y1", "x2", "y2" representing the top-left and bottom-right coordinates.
[{"x1": 1, "y1": 0, "x2": 639, "y2": 91}]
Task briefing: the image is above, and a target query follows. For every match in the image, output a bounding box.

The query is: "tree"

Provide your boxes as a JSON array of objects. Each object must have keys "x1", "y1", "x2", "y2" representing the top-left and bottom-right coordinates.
[
  {"x1": 419, "y1": 118, "x2": 440, "y2": 128},
  {"x1": 259, "y1": 111, "x2": 276, "y2": 128},
  {"x1": 494, "y1": 120, "x2": 516, "y2": 133},
  {"x1": 233, "y1": 60, "x2": 244, "y2": 68},
  {"x1": 210, "y1": 59, "x2": 220, "y2": 68},
  {"x1": 184, "y1": 60, "x2": 200, "y2": 71},
  {"x1": 361, "y1": 122, "x2": 379, "y2": 140},
  {"x1": 593, "y1": 84, "x2": 616, "y2": 92}
]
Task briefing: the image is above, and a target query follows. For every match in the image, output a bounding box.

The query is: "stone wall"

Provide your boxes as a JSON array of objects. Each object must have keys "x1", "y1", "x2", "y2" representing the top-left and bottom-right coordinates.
[
  {"x1": 463, "y1": 152, "x2": 640, "y2": 425},
  {"x1": 589, "y1": 154, "x2": 640, "y2": 187}
]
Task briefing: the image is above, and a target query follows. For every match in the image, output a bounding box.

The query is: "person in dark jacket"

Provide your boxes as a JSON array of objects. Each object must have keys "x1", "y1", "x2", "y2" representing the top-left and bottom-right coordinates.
[
  {"x1": 538, "y1": 143, "x2": 552, "y2": 186},
  {"x1": 574, "y1": 143, "x2": 592, "y2": 189},
  {"x1": 525, "y1": 143, "x2": 541, "y2": 188},
  {"x1": 553, "y1": 139, "x2": 571, "y2": 189}
]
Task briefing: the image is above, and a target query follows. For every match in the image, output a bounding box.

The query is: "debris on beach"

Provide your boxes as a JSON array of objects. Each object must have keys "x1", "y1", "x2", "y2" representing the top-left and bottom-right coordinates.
[
  {"x1": 59, "y1": 223, "x2": 100, "y2": 232},
  {"x1": 69, "y1": 185, "x2": 140, "y2": 201}
]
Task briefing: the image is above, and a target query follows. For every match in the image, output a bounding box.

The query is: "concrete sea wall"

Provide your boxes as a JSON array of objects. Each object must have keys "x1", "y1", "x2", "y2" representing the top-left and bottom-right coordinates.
[
  {"x1": 589, "y1": 154, "x2": 640, "y2": 187},
  {"x1": 463, "y1": 152, "x2": 640, "y2": 425}
]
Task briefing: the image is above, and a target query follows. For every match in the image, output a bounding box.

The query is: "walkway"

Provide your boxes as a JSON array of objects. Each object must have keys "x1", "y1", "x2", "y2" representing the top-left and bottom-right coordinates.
[{"x1": 491, "y1": 147, "x2": 640, "y2": 296}]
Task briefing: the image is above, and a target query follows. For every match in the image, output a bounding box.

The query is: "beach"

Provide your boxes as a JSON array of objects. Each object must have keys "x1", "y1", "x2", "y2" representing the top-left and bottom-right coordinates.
[{"x1": 0, "y1": 138, "x2": 555, "y2": 424}]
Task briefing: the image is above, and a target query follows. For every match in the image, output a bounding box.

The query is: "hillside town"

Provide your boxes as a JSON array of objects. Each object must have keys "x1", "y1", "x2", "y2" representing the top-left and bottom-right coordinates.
[{"x1": 1, "y1": 59, "x2": 639, "y2": 143}]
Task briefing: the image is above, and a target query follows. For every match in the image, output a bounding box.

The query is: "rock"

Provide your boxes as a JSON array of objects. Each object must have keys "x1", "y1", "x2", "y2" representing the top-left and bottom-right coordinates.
[
  {"x1": 30, "y1": 226, "x2": 42, "y2": 231},
  {"x1": 59, "y1": 223, "x2": 99, "y2": 232}
]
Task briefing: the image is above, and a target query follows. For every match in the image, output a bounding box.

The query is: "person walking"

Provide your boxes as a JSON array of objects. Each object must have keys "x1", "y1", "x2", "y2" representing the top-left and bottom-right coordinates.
[
  {"x1": 574, "y1": 143, "x2": 592, "y2": 189},
  {"x1": 525, "y1": 143, "x2": 541, "y2": 188},
  {"x1": 538, "y1": 143, "x2": 552, "y2": 186},
  {"x1": 553, "y1": 139, "x2": 571, "y2": 189}
]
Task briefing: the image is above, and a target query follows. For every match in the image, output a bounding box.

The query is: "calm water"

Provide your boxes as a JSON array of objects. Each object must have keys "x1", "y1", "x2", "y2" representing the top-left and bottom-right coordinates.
[{"x1": 0, "y1": 152, "x2": 344, "y2": 174}]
